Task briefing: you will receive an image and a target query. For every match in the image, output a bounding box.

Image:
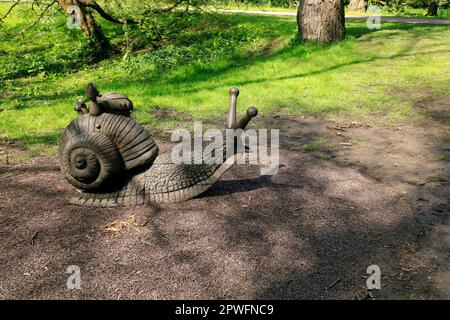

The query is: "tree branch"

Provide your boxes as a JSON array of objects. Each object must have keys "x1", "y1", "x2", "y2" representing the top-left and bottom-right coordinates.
[
  {"x1": 80, "y1": 0, "x2": 138, "y2": 24},
  {"x1": 0, "y1": 0, "x2": 22, "y2": 22},
  {"x1": 17, "y1": 0, "x2": 57, "y2": 34},
  {"x1": 79, "y1": 0, "x2": 186, "y2": 25},
  {"x1": 147, "y1": 0, "x2": 185, "y2": 14}
]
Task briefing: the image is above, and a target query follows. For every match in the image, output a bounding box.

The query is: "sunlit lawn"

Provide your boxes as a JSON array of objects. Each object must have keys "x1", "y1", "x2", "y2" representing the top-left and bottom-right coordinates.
[{"x1": 0, "y1": 3, "x2": 449, "y2": 156}]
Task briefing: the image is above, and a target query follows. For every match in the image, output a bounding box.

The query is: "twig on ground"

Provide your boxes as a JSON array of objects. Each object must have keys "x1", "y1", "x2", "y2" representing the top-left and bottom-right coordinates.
[
  {"x1": 335, "y1": 131, "x2": 348, "y2": 138},
  {"x1": 102, "y1": 215, "x2": 137, "y2": 233},
  {"x1": 326, "y1": 125, "x2": 348, "y2": 132},
  {"x1": 11, "y1": 230, "x2": 39, "y2": 246},
  {"x1": 326, "y1": 278, "x2": 342, "y2": 290},
  {"x1": 0, "y1": 0, "x2": 21, "y2": 22}
]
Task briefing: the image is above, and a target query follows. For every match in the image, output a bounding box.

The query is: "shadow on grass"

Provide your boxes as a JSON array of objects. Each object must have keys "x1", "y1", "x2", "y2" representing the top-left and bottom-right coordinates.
[
  {"x1": 103, "y1": 21, "x2": 448, "y2": 98},
  {"x1": 6, "y1": 19, "x2": 446, "y2": 105},
  {"x1": 2, "y1": 16, "x2": 449, "y2": 149}
]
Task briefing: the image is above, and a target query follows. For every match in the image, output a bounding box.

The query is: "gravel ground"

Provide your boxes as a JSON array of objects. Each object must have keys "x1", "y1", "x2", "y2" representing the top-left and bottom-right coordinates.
[{"x1": 0, "y1": 114, "x2": 448, "y2": 299}]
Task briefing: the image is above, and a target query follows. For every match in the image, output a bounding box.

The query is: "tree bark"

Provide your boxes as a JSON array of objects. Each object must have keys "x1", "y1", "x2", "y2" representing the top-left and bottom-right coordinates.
[
  {"x1": 348, "y1": 0, "x2": 367, "y2": 12},
  {"x1": 297, "y1": 0, "x2": 345, "y2": 43},
  {"x1": 57, "y1": 0, "x2": 112, "y2": 59},
  {"x1": 427, "y1": 1, "x2": 438, "y2": 16}
]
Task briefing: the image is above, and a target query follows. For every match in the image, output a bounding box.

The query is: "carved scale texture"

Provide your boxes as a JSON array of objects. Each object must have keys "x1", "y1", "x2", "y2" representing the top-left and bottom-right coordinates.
[{"x1": 69, "y1": 141, "x2": 238, "y2": 207}]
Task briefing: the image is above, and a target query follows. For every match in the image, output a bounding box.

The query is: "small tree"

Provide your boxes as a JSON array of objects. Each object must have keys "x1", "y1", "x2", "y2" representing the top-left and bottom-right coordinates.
[{"x1": 57, "y1": 0, "x2": 112, "y2": 58}]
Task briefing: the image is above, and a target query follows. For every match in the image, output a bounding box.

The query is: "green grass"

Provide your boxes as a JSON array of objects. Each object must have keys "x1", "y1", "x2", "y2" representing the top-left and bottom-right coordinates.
[
  {"x1": 204, "y1": 4, "x2": 297, "y2": 12},
  {"x1": 304, "y1": 137, "x2": 327, "y2": 152},
  {"x1": 0, "y1": 3, "x2": 449, "y2": 155}
]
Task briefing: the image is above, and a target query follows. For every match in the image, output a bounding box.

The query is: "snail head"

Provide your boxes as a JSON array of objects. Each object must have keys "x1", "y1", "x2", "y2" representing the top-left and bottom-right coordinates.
[
  {"x1": 226, "y1": 87, "x2": 258, "y2": 130},
  {"x1": 86, "y1": 83, "x2": 103, "y2": 116},
  {"x1": 86, "y1": 83, "x2": 100, "y2": 102}
]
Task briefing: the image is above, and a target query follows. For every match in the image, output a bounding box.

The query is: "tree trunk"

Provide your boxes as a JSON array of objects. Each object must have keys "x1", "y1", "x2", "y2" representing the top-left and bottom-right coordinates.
[
  {"x1": 427, "y1": 1, "x2": 438, "y2": 16},
  {"x1": 297, "y1": 0, "x2": 345, "y2": 43},
  {"x1": 57, "y1": 0, "x2": 112, "y2": 59},
  {"x1": 348, "y1": 0, "x2": 367, "y2": 12}
]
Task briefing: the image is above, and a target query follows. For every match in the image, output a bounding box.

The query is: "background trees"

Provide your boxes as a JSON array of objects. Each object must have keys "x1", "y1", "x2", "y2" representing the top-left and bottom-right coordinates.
[
  {"x1": 0, "y1": 0, "x2": 448, "y2": 59},
  {"x1": 348, "y1": 0, "x2": 368, "y2": 12},
  {"x1": 0, "y1": 0, "x2": 448, "y2": 153},
  {"x1": 0, "y1": 0, "x2": 206, "y2": 59},
  {"x1": 427, "y1": 0, "x2": 439, "y2": 15}
]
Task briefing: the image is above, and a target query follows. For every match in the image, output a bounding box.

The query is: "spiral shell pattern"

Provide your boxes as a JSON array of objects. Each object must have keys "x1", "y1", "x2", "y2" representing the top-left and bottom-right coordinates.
[
  {"x1": 60, "y1": 133, "x2": 122, "y2": 191},
  {"x1": 59, "y1": 113, "x2": 158, "y2": 191}
]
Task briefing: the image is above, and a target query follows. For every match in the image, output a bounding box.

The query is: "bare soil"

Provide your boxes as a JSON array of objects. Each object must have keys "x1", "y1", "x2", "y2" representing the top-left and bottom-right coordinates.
[{"x1": 0, "y1": 110, "x2": 448, "y2": 299}]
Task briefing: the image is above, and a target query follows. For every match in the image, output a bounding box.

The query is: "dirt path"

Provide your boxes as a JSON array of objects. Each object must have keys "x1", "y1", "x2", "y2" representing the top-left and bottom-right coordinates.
[
  {"x1": 214, "y1": 9, "x2": 450, "y2": 25},
  {"x1": 0, "y1": 109, "x2": 448, "y2": 299}
]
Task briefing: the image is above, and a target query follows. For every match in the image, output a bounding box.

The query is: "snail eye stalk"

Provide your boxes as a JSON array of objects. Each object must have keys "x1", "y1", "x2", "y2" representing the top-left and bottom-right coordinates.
[
  {"x1": 86, "y1": 82, "x2": 100, "y2": 101},
  {"x1": 226, "y1": 87, "x2": 258, "y2": 130}
]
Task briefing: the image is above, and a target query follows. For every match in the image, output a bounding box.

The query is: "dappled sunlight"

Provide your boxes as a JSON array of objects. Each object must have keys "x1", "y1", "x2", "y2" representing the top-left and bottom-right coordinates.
[
  {"x1": 0, "y1": 12, "x2": 448, "y2": 146},
  {"x1": 0, "y1": 0, "x2": 449, "y2": 302},
  {"x1": 2, "y1": 12, "x2": 449, "y2": 148},
  {"x1": 1, "y1": 109, "x2": 449, "y2": 298}
]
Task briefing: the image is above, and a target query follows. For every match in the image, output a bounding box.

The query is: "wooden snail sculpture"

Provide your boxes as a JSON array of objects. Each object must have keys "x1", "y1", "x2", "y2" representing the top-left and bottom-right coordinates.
[{"x1": 60, "y1": 83, "x2": 258, "y2": 207}]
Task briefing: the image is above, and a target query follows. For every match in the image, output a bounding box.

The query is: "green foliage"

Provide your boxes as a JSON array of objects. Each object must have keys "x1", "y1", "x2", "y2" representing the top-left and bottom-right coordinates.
[
  {"x1": 0, "y1": 3, "x2": 110, "y2": 80},
  {"x1": 304, "y1": 138, "x2": 327, "y2": 152},
  {"x1": 215, "y1": 0, "x2": 450, "y2": 17},
  {"x1": 0, "y1": 4, "x2": 449, "y2": 154},
  {"x1": 370, "y1": 0, "x2": 450, "y2": 9},
  {"x1": 369, "y1": 0, "x2": 450, "y2": 15}
]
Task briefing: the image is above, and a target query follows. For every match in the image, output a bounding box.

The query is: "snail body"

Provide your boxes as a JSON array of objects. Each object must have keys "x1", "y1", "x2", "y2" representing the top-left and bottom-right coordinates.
[{"x1": 69, "y1": 142, "x2": 238, "y2": 206}]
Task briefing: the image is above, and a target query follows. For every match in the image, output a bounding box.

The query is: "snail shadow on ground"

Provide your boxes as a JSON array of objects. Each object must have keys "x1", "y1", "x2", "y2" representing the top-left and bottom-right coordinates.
[
  {"x1": 198, "y1": 165, "x2": 289, "y2": 198},
  {"x1": 154, "y1": 113, "x2": 449, "y2": 299}
]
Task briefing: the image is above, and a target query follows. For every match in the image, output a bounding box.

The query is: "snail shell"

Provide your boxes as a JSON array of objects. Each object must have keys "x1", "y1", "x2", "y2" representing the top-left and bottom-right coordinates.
[
  {"x1": 97, "y1": 92, "x2": 133, "y2": 116},
  {"x1": 59, "y1": 113, "x2": 158, "y2": 191},
  {"x1": 60, "y1": 133, "x2": 122, "y2": 190}
]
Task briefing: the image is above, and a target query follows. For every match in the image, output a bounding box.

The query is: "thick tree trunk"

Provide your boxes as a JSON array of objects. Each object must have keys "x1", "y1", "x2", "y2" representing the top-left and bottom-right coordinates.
[
  {"x1": 297, "y1": 0, "x2": 345, "y2": 43},
  {"x1": 57, "y1": 0, "x2": 112, "y2": 59},
  {"x1": 348, "y1": 0, "x2": 367, "y2": 12},
  {"x1": 427, "y1": 1, "x2": 438, "y2": 16}
]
